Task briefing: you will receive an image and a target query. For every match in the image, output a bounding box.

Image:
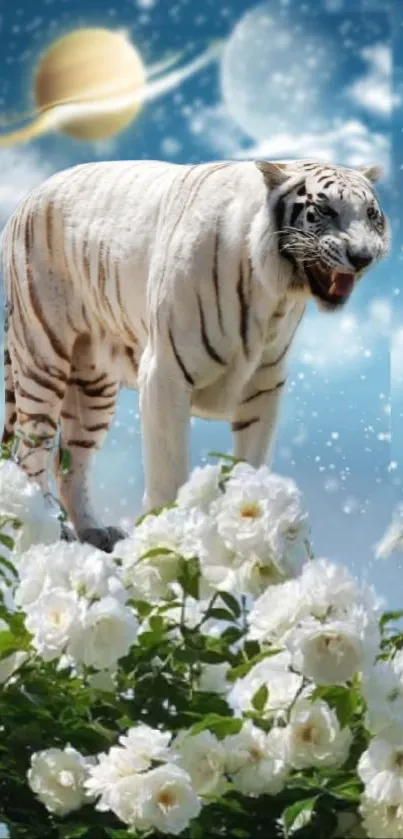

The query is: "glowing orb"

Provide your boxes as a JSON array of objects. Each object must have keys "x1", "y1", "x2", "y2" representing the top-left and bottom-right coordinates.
[{"x1": 0, "y1": 28, "x2": 222, "y2": 147}]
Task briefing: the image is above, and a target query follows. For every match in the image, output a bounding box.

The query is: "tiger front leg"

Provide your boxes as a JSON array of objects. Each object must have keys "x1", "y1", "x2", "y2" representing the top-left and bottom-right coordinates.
[
  {"x1": 231, "y1": 372, "x2": 287, "y2": 468},
  {"x1": 139, "y1": 344, "x2": 192, "y2": 512}
]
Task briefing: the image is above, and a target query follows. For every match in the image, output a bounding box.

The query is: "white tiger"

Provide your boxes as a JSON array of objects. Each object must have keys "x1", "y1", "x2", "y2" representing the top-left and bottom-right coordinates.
[{"x1": 1, "y1": 158, "x2": 389, "y2": 551}]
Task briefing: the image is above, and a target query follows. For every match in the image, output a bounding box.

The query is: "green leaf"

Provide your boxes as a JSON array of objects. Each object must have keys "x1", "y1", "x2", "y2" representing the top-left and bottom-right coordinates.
[
  {"x1": 327, "y1": 779, "x2": 362, "y2": 802},
  {"x1": 228, "y1": 648, "x2": 283, "y2": 682},
  {"x1": 251, "y1": 683, "x2": 269, "y2": 712},
  {"x1": 311, "y1": 685, "x2": 360, "y2": 728},
  {"x1": 207, "y1": 451, "x2": 244, "y2": 464},
  {"x1": 199, "y1": 649, "x2": 228, "y2": 664},
  {"x1": 0, "y1": 554, "x2": 18, "y2": 579},
  {"x1": 139, "y1": 546, "x2": 177, "y2": 561},
  {"x1": 58, "y1": 826, "x2": 90, "y2": 838},
  {"x1": 219, "y1": 591, "x2": 241, "y2": 618},
  {"x1": 59, "y1": 447, "x2": 72, "y2": 476},
  {"x1": 282, "y1": 796, "x2": 319, "y2": 837},
  {"x1": 0, "y1": 629, "x2": 21, "y2": 659},
  {"x1": 0, "y1": 532, "x2": 15, "y2": 550},
  {"x1": 190, "y1": 713, "x2": 243, "y2": 738},
  {"x1": 380, "y1": 610, "x2": 403, "y2": 628},
  {"x1": 178, "y1": 556, "x2": 201, "y2": 599}
]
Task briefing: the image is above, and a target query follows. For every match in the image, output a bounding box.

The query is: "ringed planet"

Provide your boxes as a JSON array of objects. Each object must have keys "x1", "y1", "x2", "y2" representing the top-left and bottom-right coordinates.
[{"x1": 0, "y1": 27, "x2": 222, "y2": 146}]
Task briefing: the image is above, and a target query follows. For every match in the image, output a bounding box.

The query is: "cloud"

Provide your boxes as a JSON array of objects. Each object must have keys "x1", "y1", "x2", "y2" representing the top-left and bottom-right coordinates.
[
  {"x1": 345, "y1": 43, "x2": 396, "y2": 119},
  {"x1": 0, "y1": 147, "x2": 57, "y2": 231},
  {"x1": 233, "y1": 120, "x2": 390, "y2": 174},
  {"x1": 293, "y1": 297, "x2": 391, "y2": 374},
  {"x1": 189, "y1": 104, "x2": 390, "y2": 176}
]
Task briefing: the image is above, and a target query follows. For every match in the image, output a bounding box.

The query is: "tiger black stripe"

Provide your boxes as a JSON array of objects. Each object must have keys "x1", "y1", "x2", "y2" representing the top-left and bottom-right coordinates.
[
  {"x1": 114, "y1": 262, "x2": 139, "y2": 346},
  {"x1": 23, "y1": 368, "x2": 65, "y2": 401},
  {"x1": 29, "y1": 468, "x2": 46, "y2": 478},
  {"x1": 242, "y1": 380, "x2": 286, "y2": 404},
  {"x1": 71, "y1": 373, "x2": 108, "y2": 389},
  {"x1": 83, "y1": 382, "x2": 118, "y2": 399},
  {"x1": 16, "y1": 385, "x2": 46, "y2": 404},
  {"x1": 5, "y1": 389, "x2": 16, "y2": 404},
  {"x1": 88, "y1": 398, "x2": 117, "y2": 412},
  {"x1": 197, "y1": 293, "x2": 226, "y2": 365},
  {"x1": 212, "y1": 227, "x2": 224, "y2": 334},
  {"x1": 19, "y1": 412, "x2": 58, "y2": 432},
  {"x1": 83, "y1": 422, "x2": 110, "y2": 433},
  {"x1": 168, "y1": 325, "x2": 195, "y2": 386},
  {"x1": 67, "y1": 439, "x2": 98, "y2": 449},
  {"x1": 259, "y1": 310, "x2": 304, "y2": 370},
  {"x1": 25, "y1": 263, "x2": 70, "y2": 364},
  {"x1": 237, "y1": 262, "x2": 249, "y2": 357},
  {"x1": 232, "y1": 417, "x2": 259, "y2": 433},
  {"x1": 289, "y1": 201, "x2": 304, "y2": 227}
]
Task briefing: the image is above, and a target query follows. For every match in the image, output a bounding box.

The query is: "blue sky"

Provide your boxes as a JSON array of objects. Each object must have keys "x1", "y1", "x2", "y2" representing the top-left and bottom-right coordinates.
[{"x1": 0, "y1": 0, "x2": 401, "y2": 606}]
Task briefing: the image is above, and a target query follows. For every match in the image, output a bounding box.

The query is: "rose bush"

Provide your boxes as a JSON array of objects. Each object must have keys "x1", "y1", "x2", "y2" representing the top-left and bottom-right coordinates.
[{"x1": 0, "y1": 447, "x2": 402, "y2": 838}]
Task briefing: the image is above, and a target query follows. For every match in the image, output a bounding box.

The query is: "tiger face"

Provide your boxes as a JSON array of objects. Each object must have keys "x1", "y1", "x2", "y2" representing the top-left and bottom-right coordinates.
[{"x1": 256, "y1": 160, "x2": 389, "y2": 311}]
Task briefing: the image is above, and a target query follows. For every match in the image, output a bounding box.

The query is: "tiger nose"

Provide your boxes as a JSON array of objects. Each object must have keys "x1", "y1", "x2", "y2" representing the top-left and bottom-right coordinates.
[{"x1": 346, "y1": 248, "x2": 372, "y2": 272}]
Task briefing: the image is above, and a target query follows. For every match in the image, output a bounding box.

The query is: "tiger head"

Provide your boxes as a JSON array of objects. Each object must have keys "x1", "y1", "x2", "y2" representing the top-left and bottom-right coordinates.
[{"x1": 256, "y1": 159, "x2": 389, "y2": 311}]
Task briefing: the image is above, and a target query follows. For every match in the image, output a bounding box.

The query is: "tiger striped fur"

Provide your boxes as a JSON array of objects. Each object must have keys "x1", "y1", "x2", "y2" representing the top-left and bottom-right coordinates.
[{"x1": 1, "y1": 158, "x2": 389, "y2": 552}]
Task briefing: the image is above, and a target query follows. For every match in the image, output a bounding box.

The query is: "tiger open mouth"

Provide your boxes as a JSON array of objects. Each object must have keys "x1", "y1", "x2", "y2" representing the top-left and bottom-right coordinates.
[{"x1": 304, "y1": 260, "x2": 356, "y2": 307}]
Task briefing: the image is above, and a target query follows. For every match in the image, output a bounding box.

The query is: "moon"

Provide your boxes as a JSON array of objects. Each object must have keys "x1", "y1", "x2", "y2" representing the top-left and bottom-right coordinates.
[
  {"x1": 220, "y1": 2, "x2": 334, "y2": 142},
  {"x1": 0, "y1": 28, "x2": 222, "y2": 147}
]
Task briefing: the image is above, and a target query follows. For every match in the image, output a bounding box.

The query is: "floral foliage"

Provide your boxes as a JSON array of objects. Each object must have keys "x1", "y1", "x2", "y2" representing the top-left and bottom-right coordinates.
[{"x1": 0, "y1": 452, "x2": 402, "y2": 839}]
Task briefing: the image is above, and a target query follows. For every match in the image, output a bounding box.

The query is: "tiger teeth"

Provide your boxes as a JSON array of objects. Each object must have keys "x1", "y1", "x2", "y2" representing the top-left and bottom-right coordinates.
[{"x1": 328, "y1": 270, "x2": 337, "y2": 295}]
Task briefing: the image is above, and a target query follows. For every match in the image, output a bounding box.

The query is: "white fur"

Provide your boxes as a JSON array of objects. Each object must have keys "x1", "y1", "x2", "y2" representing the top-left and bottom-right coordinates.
[{"x1": 0, "y1": 159, "x2": 386, "y2": 549}]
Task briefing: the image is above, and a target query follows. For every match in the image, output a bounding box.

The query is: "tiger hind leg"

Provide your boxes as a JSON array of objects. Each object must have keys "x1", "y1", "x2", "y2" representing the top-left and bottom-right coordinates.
[
  {"x1": 5, "y1": 326, "x2": 72, "y2": 516},
  {"x1": 55, "y1": 335, "x2": 126, "y2": 553},
  {"x1": 2, "y1": 331, "x2": 17, "y2": 446}
]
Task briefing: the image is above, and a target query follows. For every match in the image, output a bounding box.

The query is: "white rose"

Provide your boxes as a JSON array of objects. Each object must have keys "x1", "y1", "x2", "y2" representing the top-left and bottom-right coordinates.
[
  {"x1": 248, "y1": 558, "x2": 381, "y2": 647},
  {"x1": 25, "y1": 589, "x2": 79, "y2": 661},
  {"x1": 363, "y1": 659, "x2": 403, "y2": 741},
  {"x1": 85, "y1": 744, "x2": 148, "y2": 813},
  {"x1": 126, "y1": 764, "x2": 201, "y2": 835},
  {"x1": 177, "y1": 464, "x2": 222, "y2": 511},
  {"x1": 300, "y1": 558, "x2": 382, "y2": 621},
  {"x1": 248, "y1": 578, "x2": 306, "y2": 643},
  {"x1": 68, "y1": 596, "x2": 138, "y2": 670},
  {"x1": 359, "y1": 796, "x2": 403, "y2": 839},
  {"x1": 358, "y1": 737, "x2": 403, "y2": 804},
  {"x1": 285, "y1": 616, "x2": 368, "y2": 685},
  {"x1": 224, "y1": 720, "x2": 289, "y2": 796},
  {"x1": 15, "y1": 541, "x2": 125, "y2": 609},
  {"x1": 0, "y1": 460, "x2": 60, "y2": 556},
  {"x1": 284, "y1": 698, "x2": 352, "y2": 769},
  {"x1": 210, "y1": 463, "x2": 309, "y2": 581},
  {"x1": 172, "y1": 730, "x2": 227, "y2": 797},
  {"x1": 118, "y1": 724, "x2": 171, "y2": 766},
  {"x1": 228, "y1": 652, "x2": 302, "y2": 719},
  {"x1": 28, "y1": 746, "x2": 94, "y2": 816}
]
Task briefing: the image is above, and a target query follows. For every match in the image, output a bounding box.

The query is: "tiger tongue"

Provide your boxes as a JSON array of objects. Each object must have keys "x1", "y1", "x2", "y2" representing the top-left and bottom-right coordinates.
[{"x1": 328, "y1": 270, "x2": 355, "y2": 297}]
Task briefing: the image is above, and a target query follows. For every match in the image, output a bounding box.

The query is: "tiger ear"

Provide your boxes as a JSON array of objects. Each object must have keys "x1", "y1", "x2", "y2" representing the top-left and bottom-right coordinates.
[
  {"x1": 255, "y1": 160, "x2": 291, "y2": 190},
  {"x1": 357, "y1": 164, "x2": 383, "y2": 183}
]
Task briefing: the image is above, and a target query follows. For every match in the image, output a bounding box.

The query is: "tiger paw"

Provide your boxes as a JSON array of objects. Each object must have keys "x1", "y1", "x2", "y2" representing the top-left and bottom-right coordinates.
[{"x1": 79, "y1": 525, "x2": 127, "y2": 554}]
